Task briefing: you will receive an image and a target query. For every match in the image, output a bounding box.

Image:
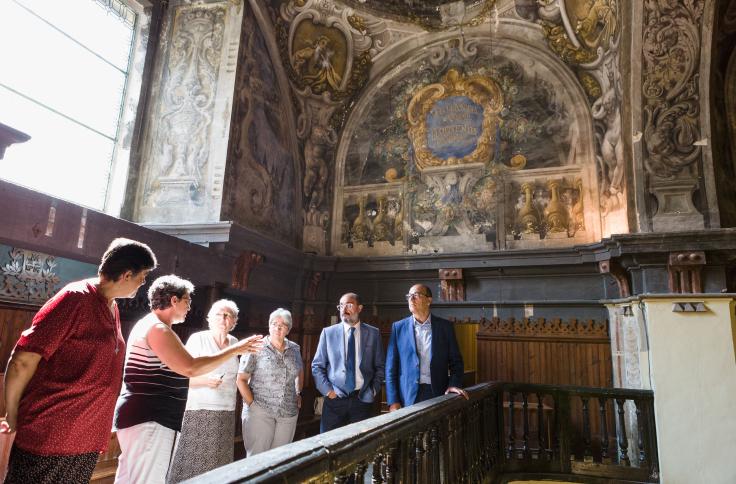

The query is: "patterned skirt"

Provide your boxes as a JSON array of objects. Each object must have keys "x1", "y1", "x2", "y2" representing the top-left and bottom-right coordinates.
[
  {"x1": 166, "y1": 409, "x2": 236, "y2": 483},
  {"x1": 5, "y1": 445, "x2": 99, "y2": 484}
]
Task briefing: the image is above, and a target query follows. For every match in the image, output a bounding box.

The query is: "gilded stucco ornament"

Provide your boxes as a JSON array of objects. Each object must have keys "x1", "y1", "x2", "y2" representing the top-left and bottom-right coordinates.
[
  {"x1": 337, "y1": 0, "x2": 497, "y2": 31},
  {"x1": 525, "y1": 0, "x2": 625, "y2": 232},
  {"x1": 277, "y1": 0, "x2": 389, "y2": 253},
  {"x1": 641, "y1": 0, "x2": 703, "y2": 179},
  {"x1": 407, "y1": 69, "x2": 504, "y2": 170}
]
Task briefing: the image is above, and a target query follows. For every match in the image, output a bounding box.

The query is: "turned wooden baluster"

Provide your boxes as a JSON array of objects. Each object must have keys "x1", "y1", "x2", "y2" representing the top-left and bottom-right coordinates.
[
  {"x1": 537, "y1": 393, "x2": 546, "y2": 460},
  {"x1": 372, "y1": 453, "x2": 384, "y2": 484},
  {"x1": 599, "y1": 396, "x2": 610, "y2": 461},
  {"x1": 429, "y1": 425, "x2": 440, "y2": 483},
  {"x1": 469, "y1": 404, "x2": 480, "y2": 481},
  {"x1": 385, "y1": 446, "x2": 396, "y2": 484},
  {"x1": 635, "y1": 399, "x2": 647, "y2": 465},
  {"x1": 507, "y1": 392, "x2": 515, "y2": 459},
  {"x1": 616, "y1": 398, "x2": 631, "y2": 466},
  {"x1": 446, "y1": 414, "x2": 456, "y2": 481},
  {"x1": 522, "y1": 392, "x2": 530, "y2": 459},
  {"x1": 581, "y1": 396, "x2": 593, "y2": 461},
  {"x1": 410, "y1": 433, "x2": 421, "y2": 484},
  {"x1": 355, "y1": 463, "x2": 368, "y2": 482}
]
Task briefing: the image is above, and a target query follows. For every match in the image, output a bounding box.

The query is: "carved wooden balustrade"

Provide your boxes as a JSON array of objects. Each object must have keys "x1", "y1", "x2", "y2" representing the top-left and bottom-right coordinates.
[{"x1": 189, "y1": 382, "x2": 659, "y2": 483}]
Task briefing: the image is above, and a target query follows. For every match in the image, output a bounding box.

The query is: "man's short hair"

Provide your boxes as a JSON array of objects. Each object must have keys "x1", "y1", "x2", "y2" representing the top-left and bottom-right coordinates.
[
  {"x1": 416, "y1": 284, "x2": 432, "y2": 298},
  {"x1": 148, "y1": 275, "x2": 194, "y2": 310},
  {"x1": 98, "y1": 238, "x2": 157, "y2": 281},
  {"x1": 341, "y1": 292, "x2": 361, "y2": 305}
]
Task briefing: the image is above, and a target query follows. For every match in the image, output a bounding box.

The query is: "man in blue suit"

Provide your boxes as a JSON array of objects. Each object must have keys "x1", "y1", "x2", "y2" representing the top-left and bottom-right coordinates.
[
  {"x1": 386, "y1": 284, "x2": 467, "y2": 411},
  {"x1": 312, "y1": 292, "x2": 385, "y2": 432}
]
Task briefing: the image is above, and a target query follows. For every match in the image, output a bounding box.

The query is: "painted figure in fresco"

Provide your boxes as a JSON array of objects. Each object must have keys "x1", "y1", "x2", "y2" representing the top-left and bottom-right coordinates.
[
  {"x1": 303, "y1": 125, "x2": 336, "y2": 210},
  {"x1": 592, "y1": 85, "x2": 623, "y2": 201},
  {"x1": 575, "y1": 0, "x2": 617, "y2": 51},
  {"x1": 293, "y1": 35, "x2": 342, "y2": 92}
]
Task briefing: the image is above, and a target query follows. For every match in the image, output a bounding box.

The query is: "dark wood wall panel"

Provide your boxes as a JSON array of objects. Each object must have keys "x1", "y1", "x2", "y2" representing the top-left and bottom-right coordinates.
[
  {"x1": 477, "y1": 318, "x2": 612, "y2": 388},
  {"x1": 0, "y1": 304, "x2": 37, "y2": 378}
]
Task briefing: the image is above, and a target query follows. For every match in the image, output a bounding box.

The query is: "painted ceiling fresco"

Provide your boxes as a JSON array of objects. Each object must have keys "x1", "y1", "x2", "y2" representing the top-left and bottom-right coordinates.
[
  {"x1": 338, "y1": 0, "x2": 494, "y2": 29},
  {"x1": 335, "y1": 39, "x2": 591, "y2": 256},
  {"x1": 345, "y1": 57, "x2": 572, "y2": 187}
]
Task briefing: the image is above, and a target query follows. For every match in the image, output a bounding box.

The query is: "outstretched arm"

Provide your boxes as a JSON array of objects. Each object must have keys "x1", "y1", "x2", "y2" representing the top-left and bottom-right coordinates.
[{"x1": 149, "y1": 325, "x2": 262, "y2": 377}]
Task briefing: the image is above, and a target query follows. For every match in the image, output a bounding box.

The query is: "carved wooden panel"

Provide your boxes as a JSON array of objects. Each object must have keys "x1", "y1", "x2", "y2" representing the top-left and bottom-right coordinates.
[
  {"x1": 477, "y1": 317, "x2": 612, "y2": 388},
  {"x1": 0, "y1": 305, "x2": 37, "y2": 377}
]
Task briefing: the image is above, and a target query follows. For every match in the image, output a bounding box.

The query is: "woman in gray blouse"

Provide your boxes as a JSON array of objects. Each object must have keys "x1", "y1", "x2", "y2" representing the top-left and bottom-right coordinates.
[{"x1": 237, "y1": 308, "x2": 304, "y2": 456}]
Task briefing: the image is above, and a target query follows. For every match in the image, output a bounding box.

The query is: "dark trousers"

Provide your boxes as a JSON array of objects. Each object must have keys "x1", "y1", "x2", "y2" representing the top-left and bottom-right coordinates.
[
  {"x1": 414, "y1": 383, "x2": 434, "y2": 404},
  {"x1": 320, "y1": 392, "x2": 374, "y2": 433}
]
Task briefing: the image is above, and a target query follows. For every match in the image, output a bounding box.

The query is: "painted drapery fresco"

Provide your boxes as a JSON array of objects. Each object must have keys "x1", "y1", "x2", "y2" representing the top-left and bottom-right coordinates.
[{"x1": 224, "y1": 6, "x2": 299, "y2": 246}]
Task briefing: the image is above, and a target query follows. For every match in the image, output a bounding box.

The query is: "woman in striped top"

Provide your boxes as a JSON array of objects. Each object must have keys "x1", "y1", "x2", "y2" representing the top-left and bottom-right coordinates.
[{"x1": 112, "y1": 275, "x2": 263, "y2": 484}]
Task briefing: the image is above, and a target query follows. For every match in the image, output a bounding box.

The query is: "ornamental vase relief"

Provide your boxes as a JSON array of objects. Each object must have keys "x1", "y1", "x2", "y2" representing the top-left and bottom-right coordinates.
[{"x1": 133, "y1": 2, "x2": 241, "y2": 225}]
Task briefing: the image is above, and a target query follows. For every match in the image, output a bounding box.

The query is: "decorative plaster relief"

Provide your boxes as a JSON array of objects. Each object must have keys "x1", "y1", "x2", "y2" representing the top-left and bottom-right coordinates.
[
  {"x1": 148, "y1": 5, "x2": 226, "y2": 207},
  {"x1": 642, "y1": 1, "x2": 706, "y2": 230},
  {"x1": 0, "y1": 245, "x2": 96, "y2": 304},
  {"x1": 521, "y1": 0, "x2": 627, "y2": 235},
  {"x1": 275, "y1": 0, "x2": 390, "y2": 253},
  {"x1": 334, "y1": 40, "x2": 594, "y2": 255}
]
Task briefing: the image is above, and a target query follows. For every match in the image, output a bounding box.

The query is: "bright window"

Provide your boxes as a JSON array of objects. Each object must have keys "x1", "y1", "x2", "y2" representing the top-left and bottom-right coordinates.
[{"x1": 0, "y1": 0, "x2": 138, "y2": 211}]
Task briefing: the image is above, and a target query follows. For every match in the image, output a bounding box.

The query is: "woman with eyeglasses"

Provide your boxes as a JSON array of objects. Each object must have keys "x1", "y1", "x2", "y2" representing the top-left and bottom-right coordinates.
[
  {"x1": 166, "y1": 299, "x2": 245, "y2": 483},
  {"x1": 237, "y1": 308, "x2": 304, "y2": 457}
]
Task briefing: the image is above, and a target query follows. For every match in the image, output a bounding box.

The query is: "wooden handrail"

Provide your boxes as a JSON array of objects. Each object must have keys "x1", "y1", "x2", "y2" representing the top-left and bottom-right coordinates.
[{"x1": 188, "y1": 382, "x2": 659, "y2": 483}]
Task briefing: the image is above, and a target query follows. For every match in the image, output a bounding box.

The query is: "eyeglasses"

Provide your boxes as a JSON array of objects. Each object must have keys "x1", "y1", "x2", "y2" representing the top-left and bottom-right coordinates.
[
  {"x1": 179, "y1": 295, "x2": 192, "y2": 304},
  {"x1": 405, "y1": 292, "x2": 429, "y2": 301},
  {"x1": 214, "y1": 312, "x2": 235, "y2": 319},
  {"x1": 336, "y1": 303, "x2": 357, "y2": 311},
  {"x1": 269, "y1": 321, "x2": 289, "y2": 330}
]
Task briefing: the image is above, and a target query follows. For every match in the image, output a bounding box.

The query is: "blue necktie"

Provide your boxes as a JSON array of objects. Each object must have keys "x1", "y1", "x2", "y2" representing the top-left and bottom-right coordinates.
[{"x1": 345, "y1": 327, "x2": 355, "y2": 394}]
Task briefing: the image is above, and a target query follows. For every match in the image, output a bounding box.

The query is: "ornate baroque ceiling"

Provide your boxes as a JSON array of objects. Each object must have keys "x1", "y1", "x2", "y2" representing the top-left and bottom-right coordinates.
[{"x1": 338, "y1": 0, "x2": 494, "y2": 29}]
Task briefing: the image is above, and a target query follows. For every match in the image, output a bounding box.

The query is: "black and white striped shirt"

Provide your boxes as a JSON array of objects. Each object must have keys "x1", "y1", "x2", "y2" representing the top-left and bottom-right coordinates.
[{"x1": 113, "y1": 313, "x2": 189, "y2": 432}]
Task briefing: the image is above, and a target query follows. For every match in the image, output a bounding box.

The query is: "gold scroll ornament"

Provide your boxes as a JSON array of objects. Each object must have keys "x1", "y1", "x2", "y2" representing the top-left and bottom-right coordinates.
[{"x1": 407, "y1": 68, "x2": 504, "y2": 171}]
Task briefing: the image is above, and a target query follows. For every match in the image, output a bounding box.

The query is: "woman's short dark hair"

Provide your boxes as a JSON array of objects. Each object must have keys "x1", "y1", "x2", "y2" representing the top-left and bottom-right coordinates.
[
  {"x1": 148, "y1": 275, "x2": 194, "y2": 310},
  {"x1": 98, "y1": 238, "x2": 157, "y2": 281}
]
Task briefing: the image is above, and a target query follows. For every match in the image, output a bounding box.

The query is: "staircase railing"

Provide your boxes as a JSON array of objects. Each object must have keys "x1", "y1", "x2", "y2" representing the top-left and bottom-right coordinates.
[{"x1": 188, "y1": 382, "x2": 659, "y2": 483}]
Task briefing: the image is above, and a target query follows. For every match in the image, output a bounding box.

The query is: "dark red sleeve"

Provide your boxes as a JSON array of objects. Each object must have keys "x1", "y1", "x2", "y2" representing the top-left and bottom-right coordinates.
[{"x1": 15, "y1": 289, "x2": 80, "y2": 360}]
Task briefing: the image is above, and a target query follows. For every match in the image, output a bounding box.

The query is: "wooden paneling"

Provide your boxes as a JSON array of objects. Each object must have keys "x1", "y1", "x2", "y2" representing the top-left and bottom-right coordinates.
[
  {"x1": 0, "y1": 304, "x2": 37, "y2": 379},
  {"x1": 477, "y1": 318, "x2": 612, "y2": 388}
]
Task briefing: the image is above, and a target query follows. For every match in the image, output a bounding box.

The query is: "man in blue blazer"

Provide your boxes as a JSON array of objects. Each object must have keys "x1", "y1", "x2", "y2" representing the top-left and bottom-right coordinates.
[
  {"x1": 386, "y1": 284, "x2": 467, "y2": 411},
  {"x1": 312, "y1": 292, "x2": 385, "y2": 432}
]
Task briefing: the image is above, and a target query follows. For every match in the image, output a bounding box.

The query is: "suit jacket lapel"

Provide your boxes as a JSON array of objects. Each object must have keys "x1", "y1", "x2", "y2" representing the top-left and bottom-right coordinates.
[
  {"x1": 405, "y1": 316, "x2": 418, "y2": 358},
  {"x1": 334, "y1": 324, "x2": 345, "y2": 369},
  {"x1": 359, "y1": 324, "x2": 368, "y2": 369}
]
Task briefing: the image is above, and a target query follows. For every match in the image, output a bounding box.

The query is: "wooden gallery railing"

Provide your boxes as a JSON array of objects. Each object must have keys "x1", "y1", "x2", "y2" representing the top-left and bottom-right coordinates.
[{"x1": 189, "y1": 382, "x2": 659, "y2": 483}]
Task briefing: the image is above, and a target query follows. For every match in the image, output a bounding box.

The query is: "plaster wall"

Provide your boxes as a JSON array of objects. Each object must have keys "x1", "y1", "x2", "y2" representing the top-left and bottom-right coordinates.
[{"x1": 643, "y1": 296, "x2": 736, "y2": 484}]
